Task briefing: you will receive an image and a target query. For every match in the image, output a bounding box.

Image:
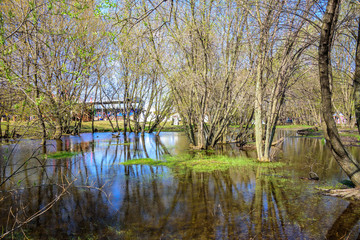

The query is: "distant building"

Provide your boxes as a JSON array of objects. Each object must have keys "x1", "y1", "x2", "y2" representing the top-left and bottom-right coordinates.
[{"x1": 88, "y1": 99, "x2": 143, "y2": 121}]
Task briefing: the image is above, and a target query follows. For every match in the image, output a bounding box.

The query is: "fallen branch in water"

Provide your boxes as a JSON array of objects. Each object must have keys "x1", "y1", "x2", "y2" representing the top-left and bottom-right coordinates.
[
  {"x1": 318, "y1": 188, "x2": 360, "y2": 201},
  {"x1": 272, "y1": 137, "x2": 285, "y2": 146}
]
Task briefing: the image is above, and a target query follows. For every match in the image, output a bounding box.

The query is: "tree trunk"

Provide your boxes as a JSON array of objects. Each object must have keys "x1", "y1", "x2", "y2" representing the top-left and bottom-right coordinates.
[
  {"x1": 4, "y1": 116, "x2": 10, "y2": 139},
  {"x1": 148, "y1": 117, "x2": 160, "y2": 133},
  {"x1": 37, "y1": 107, "x2": 47, "y2": 145},
  {"x1": 0, "y1": 115, "x2": 2, "y2": 139},
  {"x1": 354, "y1": 18, "x2": 360, "y2": 134},
  {"x1": 53, "y1": 116, "x2": 62, "y2": 139},
  {"x1": 91, "y1": 105, "x2": 95, "y2": 133},
  {"x1": 123, "y1": 113, "x2": 127, "y2": 134},
  {"x1": 319, "y1": 0, "x2": 360, "y2": 187},
  {"x1": 156, "y1": 115, "x2": 169, "y2": 137},
  {"x1": 114, "y1": 111, "x2": 120, "y2": 132},
  {"x1": 127, "y1": 114, "x2": 132, "y2": 133},
  {"x1": 255, "y1": 57, "x2": 264, "y2": 161},
  {"x1": 123, "y1": 80, "x2": 129, "y2": 135},
  {"x1": 198, "y1": 115, "x2": 205, "y2": 149}
]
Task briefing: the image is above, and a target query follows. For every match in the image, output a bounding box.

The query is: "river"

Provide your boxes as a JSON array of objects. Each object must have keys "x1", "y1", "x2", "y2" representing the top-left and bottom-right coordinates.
[{"x1": 0, "y1": 131, "x2": 359, "y2": 239}]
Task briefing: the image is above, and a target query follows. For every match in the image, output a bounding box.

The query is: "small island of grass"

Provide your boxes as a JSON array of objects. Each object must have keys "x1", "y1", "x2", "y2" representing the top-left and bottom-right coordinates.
[
  {"x1": 120, "y1": 154, "x2": 285, "y2": 173},
  {"x1": 44, "y1": 151, "x2": 79, "y2": 159}
]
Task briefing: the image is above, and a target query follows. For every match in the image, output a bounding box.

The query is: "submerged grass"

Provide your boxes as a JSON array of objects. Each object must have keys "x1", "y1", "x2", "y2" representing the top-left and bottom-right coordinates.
[
  {"x1": 44, "y1": 151, "x2": 79, "y2": 159},
  {"x1": 120, "y1": 154, "x2": 285, "y2": 173}
]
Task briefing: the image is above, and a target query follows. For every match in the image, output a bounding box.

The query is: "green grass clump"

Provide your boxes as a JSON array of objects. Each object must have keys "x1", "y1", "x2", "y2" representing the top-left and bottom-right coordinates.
[
  {"x1": 120, "y1": 154, "x2": 285, "y2": 173},
  {"x1": 44, "y1": 151, "x2": 79, "y2": 159},
  {"x1": 121, "y1": 158, "x2": 163, "y2": 166}
]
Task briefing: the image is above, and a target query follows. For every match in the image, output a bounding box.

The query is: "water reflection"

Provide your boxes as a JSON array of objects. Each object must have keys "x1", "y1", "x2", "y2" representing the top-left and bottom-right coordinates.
[
  {"x1": 326, "y1": 203, "x2": 360, "y2": 240},
  {"x1": 0, "y1": 132, "x2": 359, "y2": 239}
]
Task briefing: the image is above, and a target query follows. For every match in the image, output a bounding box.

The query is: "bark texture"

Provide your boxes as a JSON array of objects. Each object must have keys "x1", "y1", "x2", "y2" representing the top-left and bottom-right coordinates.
[
  {"x1": 319, "y1": 0, "x2": 360, "y2": 187},
  {"x1": 354, "y1": 19, "x2": 360, "y2": 134}
]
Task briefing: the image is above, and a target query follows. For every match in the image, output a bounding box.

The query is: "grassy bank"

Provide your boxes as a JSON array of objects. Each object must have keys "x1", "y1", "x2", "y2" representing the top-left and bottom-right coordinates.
[
  {"x1": 277, "y1": 125, "x2": 360, "y2": 143},
  {"x1": 0, "y1": 121, "x2": 185, "y2": 138},
  {"x1": 276, "y1": 124, "x2": 314, "y2": 129},
  {"x1": 70, "y1": 121, "x2": 185, "y2": 133}
]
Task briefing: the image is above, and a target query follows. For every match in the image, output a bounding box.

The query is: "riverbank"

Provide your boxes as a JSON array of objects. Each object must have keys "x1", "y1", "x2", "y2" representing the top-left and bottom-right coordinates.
[
  {"x1": 1, "y1": 122, "x2": 359, "y2": 144},
  {"x1": 280, "y1": 125, "x2": 360, "y2": 146},
  {"x1": 276, "y1": 124, "x2": 314, "y2": 130},
  {"x1": 0, "y1": 121, "x2": 185, "y2": 139},
  {"x1": 79, "y1": 121, "x2": 185, "y2": 133}
]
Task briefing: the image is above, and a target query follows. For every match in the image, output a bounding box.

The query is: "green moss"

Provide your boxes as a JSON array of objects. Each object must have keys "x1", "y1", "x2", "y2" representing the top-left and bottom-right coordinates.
[
  {"x1": 44, "y1": 151, "x2": 79, "y2": 159},
  {"x1": 119, "y1": 154, "x2": 285, "y2": 173}
]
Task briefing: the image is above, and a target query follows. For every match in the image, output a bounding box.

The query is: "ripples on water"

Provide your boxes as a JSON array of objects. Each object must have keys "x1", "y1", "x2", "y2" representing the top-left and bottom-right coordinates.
[{"x1": 0, "y1": 131, "x2": 359, "y2": 239}]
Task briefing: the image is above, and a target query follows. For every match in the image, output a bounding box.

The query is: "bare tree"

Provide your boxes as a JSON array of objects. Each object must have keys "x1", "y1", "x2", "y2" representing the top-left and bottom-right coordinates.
[
  {"x1": 319, "y1": 0, "x2": 360, "y2": 186},
  {"x1": 251, "y1": 0, "x2": 315, "y2": 161}
]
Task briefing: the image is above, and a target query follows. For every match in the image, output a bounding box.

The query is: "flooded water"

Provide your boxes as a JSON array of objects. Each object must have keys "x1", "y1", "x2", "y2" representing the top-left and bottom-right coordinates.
[{"x1": 1, "y1": 131, "x2": 360, "y2": 239}]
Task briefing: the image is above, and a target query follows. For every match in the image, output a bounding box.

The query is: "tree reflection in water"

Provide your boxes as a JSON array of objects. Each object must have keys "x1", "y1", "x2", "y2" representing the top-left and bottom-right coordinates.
[
  {"x1": 0, "y1": 132, "x2": 359, "y2": 239},
  {"x1": 326, "y1": 203, "x2": 360, "y2": 240}
]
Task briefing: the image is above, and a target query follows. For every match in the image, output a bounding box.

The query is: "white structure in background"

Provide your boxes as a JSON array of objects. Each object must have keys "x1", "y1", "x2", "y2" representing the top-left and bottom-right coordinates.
[
  {"x1": 138, "y1": 108, "x2": 181, "y2": 125},
  {"x1": 171, "y1": 113, "x2": 181, "y2": 125},
  {"x1": 139, "y1": 107, "x2": 157, "y2": 122}
]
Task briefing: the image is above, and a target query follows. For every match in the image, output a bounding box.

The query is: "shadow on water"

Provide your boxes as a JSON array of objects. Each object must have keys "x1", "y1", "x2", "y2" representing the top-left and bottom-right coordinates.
[{"x1": 0, "y1": 131, "x2": 360, "y2": 239}]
